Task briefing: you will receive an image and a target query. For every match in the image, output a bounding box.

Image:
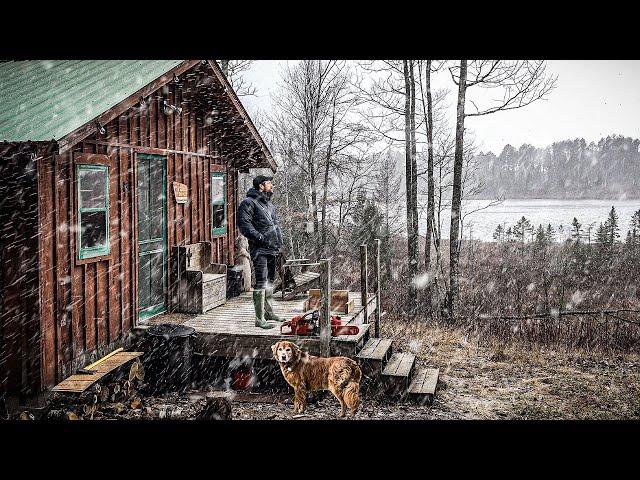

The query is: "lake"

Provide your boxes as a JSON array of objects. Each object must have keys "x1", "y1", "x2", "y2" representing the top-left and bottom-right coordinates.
[{"x1": 419, "y1": 199, "x2": 640, "y2": 243}]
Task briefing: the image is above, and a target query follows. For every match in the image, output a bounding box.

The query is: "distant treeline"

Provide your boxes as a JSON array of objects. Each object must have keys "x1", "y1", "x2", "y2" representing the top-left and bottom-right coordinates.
[{"x1": 472, "y1": 135, "x2": 640, "y2": 199}]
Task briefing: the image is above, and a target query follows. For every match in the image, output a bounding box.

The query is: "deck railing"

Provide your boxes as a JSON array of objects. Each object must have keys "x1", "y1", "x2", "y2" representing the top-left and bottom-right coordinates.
[{"x1": 318, "y1": 238, "x2": 383, "y2": 357}]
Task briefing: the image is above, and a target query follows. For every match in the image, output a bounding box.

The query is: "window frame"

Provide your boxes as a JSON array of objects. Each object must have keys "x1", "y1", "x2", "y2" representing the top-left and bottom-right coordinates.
[
  {"x1": 211, "y1": 171, "x2": 227, "y2": 236},
  {"x1": 76, "y1": 163, "x2": 111, "y2": 260}
]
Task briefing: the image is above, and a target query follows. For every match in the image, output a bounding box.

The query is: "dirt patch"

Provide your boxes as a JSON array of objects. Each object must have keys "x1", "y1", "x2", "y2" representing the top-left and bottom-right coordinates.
[{"x1": 234, "y1": 323, "x2": 640, "y2": 420}]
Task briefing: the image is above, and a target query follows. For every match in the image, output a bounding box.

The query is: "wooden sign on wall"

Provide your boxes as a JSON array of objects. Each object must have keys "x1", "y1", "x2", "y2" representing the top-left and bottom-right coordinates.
[{"x1": 173, "y1": 182, "x2": 188, "y2": 204}]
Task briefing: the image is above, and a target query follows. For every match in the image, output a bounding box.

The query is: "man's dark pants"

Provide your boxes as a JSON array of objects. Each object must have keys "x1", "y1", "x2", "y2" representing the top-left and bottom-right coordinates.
[{"x1": 253, "y1": 253, "x2": 277, "y2": 289}]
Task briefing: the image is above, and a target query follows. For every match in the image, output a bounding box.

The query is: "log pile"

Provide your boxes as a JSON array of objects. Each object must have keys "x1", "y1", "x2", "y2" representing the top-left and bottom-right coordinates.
[
  {"x1": 40, "y1": 359, "x2": 149, "y2": 420},
  {"x1": 9, "y1": 358, "x2": 233, "y2": 421}
]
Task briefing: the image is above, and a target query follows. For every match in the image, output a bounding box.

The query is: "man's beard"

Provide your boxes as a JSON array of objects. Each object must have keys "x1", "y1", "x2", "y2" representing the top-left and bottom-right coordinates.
[{"x1": 264, "y1": 190, "x2": 273, "y2": 200}]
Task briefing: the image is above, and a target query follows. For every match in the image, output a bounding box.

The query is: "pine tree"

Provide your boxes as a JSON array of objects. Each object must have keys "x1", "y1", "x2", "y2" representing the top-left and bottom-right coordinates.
[
  {"x1": 604, "y1": 206, "x2": 620, "y2": 244},
  {"x1": 535, "y1": 224, "x2": 547, "y2": 246},
  {"x1": 546, "y1": 223, "x2": 556, "y2": 242},
  {"x1": 493, "y1": 224, "x2": 504, "y2": 242},
  {"x1": 571, "y1": 217, "x2": 582, "y2": 242},
  {"x1": 596, "y1": 222, "x2": 609, "y2": 245},
  {"x1": 629, "y1": 208, "x2": 640, "y2": 246},
  {"x1": 514, "y1": 216, "x2": 533, "y2": 243}
]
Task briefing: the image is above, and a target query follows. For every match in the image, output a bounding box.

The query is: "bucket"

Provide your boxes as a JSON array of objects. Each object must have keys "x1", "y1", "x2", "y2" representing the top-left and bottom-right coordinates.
[{"x1": 143, "y1": 324, "x2": 197, "y2": 394}]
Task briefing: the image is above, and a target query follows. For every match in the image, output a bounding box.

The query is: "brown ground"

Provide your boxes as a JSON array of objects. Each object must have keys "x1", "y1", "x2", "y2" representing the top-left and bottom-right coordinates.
[
  {"x1": 134, "y1": 313, "x2": 640, "y2": 419},
  {"x1": 231, "y1": 323, "x2": 640, "y2": 420}
]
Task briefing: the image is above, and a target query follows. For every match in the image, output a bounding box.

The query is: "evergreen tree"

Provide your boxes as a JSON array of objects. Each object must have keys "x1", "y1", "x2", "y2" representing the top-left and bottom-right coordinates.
[
  {"x1": 534, "y1": 224, "x2": 547, "y2": 246},
  {"x1": 596, "y1": 222, "x2": 609, "y2": 245},
  {"x1": 513, "y1": 216, "x2": 533, "y2": 243},
  {"x1": 546, "y1": 223, "x2": 556, "y2": 242},
  {"x1": 604, "y1": 206, "x2": 620, "y2": 244},
  {"x1": 493, "y1": 224, "x2": 504, "y2": 242},
  {"x1": 350, "y1": 193, "x2": 383, "y2": 249},
  {"x1": 629, "y1": 208, "x2": 640, "y2": 245},
  {"x1": 571, "y1": 217, "x2": 582, "y2": 242}
]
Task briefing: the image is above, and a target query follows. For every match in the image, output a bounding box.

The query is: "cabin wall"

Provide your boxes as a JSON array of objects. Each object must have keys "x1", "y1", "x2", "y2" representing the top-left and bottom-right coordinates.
[
  {"x1": 0, "y1": 152, "x2": 41, "y2": 397},
  {"x1": 37, "y1": 79, "x2": 241, "y2": 389}
]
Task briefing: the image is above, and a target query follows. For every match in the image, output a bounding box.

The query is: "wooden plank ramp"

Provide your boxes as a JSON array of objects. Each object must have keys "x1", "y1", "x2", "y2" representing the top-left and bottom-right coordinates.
[{"x1": 51, "y1": 351, "x2": 143, "y2": 393}]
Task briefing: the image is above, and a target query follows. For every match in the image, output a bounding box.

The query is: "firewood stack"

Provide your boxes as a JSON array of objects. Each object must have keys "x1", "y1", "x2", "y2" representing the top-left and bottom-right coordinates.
[
  {"x1": 12, "y1": 356, "x2": 233, "y2": 421},
  {"x1": 41, "y1": 359, "x2": 147, "y2": 420}
]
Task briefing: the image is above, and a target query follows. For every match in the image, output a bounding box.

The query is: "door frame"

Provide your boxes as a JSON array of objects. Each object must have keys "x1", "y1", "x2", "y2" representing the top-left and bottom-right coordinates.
[{"x1": 136, "y1": 153, "x2": 168, "y2": 323}]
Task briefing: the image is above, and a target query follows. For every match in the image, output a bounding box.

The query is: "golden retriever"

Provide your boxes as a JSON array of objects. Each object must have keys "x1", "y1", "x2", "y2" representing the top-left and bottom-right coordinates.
[{"x1": 271, "y1": 340, "x2": 361, "y2": 417}]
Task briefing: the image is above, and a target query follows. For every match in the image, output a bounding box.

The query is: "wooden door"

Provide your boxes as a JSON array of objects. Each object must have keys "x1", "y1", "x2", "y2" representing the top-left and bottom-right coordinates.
[{"x1": 137, "y1": 154, "x2": 167, "y2": 321}]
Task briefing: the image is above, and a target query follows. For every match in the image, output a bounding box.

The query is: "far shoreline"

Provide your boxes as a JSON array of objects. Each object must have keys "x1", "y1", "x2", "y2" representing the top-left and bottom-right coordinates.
[{"x1": 468, "y1": 197, "x2": 640, "y2": 202}]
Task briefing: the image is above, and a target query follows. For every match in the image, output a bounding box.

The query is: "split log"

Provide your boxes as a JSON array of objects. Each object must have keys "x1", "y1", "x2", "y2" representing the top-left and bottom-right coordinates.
[
  {"x1": 136, "y1": 363, "x2": 145, "y2": 381},
  {"x1": 130, "y1": 397, "x2": 142, "y2": 410},
  {"x1": 128, "y1": 361, "x2": 139, "y2": 382},
  {"x1": 99, "y1": 386, "x2": 110, "y2": 403},
  {"x1": 196, "y1": 396, "x2": 232, "y2": 420},
  {"x1": 19, "y1": 411, "x2": 35, "y2": 420}
]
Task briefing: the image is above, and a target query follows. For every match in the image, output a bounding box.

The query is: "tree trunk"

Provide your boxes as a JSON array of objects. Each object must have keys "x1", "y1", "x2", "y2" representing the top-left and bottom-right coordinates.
[
  {"x1": 404, "y1": 60, "x2": 417, "y2": 317},
  {"x1": 220, "y1": 60, "x2": 229, "y2": 77},
  {"x1": 425, "y1": 60, "x2": 435, "y2": 273},
  {"x1": 410, "y1": 61, "x2": 418, "y2": 275},
  {"x1": 320, "y1": 95, "x2": 337, "y2": 258},
  {"x1": 448, "y1": 60, "x2": 467, "y2": 321}
]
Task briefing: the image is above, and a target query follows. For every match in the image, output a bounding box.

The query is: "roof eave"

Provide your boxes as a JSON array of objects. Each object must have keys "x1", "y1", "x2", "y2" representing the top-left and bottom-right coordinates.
[{"x1": 205, "y1": 60, "x2": 277, "y2": 173}]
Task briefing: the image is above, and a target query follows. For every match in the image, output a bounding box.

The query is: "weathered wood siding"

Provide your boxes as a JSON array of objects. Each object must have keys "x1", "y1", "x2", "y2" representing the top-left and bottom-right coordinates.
[
  {"x1": 0, "y1": 152, "x2": 41, "y2": 397},
  {"x1": 36, "y1": 77, "x2": 240, "y2": 389}
]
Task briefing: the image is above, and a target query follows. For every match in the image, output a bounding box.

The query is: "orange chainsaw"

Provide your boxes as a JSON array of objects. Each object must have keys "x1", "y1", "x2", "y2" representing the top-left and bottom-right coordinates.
[{"x1": 280, "y1": 310, "x2": 359, "y2": 336}]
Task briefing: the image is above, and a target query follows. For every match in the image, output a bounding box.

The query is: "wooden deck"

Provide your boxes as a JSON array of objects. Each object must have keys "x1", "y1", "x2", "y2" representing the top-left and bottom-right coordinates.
[{"x1": 145, "y1": 291, "x2": 377, "y2": 360}]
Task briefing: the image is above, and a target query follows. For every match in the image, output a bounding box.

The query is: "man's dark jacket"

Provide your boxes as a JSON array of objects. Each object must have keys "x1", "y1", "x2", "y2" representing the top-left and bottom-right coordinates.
[{"x1": 237, "y1": 187, "x2": 284, "y2": 259}]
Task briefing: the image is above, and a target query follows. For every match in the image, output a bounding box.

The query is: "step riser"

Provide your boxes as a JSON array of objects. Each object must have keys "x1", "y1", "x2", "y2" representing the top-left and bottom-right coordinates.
[
  {"x1": 382, "y1": 374, "x2": 413, "y2": 395},
  {"x1": 357, "y1": 342, "x2": 393, "y2": 379},
  {"x1": 407, "y1": 393, "x2": 434, "y2": 405}
]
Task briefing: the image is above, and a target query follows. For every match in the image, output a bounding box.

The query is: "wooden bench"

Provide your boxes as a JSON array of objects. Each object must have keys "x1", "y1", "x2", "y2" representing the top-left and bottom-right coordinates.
[
  {"x1": 172, "y1": 242, "x2": 227, "y2": 313},
  {"x1": 276, "y1": 257, "x2": 321, "y2": 300}
]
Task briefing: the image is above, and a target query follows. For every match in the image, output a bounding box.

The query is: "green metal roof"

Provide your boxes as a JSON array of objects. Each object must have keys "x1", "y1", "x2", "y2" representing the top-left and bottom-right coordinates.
[{"x1": 0, "y1": 60, "x2": 183, "y2": 142}]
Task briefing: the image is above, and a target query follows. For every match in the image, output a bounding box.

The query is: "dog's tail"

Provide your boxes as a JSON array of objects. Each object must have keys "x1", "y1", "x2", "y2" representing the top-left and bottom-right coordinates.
[
  {"x1": 341, "y1": 360, "x2": 361, "y2": 414},
  {"x1": 343, "y1": 380, "x2": 360, "y2": 413}
]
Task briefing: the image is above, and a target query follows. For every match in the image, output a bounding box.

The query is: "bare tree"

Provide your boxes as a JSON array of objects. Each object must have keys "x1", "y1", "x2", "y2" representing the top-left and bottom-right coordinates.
[
  {"x1": 354, "y1": 60, "x2": 421, "y2": 316},
  {"x1": 218, "y1": 60, "x2": 257, "y2": 97},
  {"x1": 447, "y1": 60, "x2": 558, "y2": 320}
]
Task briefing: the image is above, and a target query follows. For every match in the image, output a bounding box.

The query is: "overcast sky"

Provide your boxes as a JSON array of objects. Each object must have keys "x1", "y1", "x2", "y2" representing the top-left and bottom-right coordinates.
[{"x1": 240, "y1": 60, "x2": 640, "y2": 154}]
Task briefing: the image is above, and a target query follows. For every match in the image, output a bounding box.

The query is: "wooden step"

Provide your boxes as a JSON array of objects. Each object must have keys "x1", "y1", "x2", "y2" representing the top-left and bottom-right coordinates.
[
  {"x1": 357, "y1": 337, "x2": 392, "y2": 365},
  {"x1": 355, "y1": 338, "x2": 393, "y2": 383},
  {"x1": 356, "y1": 338, "x2": 393, "y2": 362},
  {"x1": 381, "y1": 352, "x2": 416, "y2": 393},
  {"x1": 407, "y1": 367, "x2": 439, "y2": 405}
]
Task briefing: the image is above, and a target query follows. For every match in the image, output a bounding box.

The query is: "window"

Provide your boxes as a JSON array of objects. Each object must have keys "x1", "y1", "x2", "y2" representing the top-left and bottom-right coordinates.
[
  {"x1": 77, "y1": 164, "x2": 110, "y2": 259},
  {"x1": 211, "y1": 172, "x2": 227, "y2": 236}
]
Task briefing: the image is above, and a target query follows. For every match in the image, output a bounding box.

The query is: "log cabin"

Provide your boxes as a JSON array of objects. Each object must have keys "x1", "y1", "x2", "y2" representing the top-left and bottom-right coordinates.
[{"x1": 0, "y1": 60, "x2": 277, "y2": 402}]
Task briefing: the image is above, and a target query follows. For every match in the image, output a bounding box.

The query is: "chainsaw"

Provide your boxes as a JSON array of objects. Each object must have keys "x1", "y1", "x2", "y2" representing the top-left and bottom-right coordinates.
[{"x1": 280, "y1": 310, "x2": 359, "y2": 336}]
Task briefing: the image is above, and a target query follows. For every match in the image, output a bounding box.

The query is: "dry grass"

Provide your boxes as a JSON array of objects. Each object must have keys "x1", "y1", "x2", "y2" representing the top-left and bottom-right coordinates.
[{"x1": 382, "y1": 319, "x2": 640, "y2": 419}]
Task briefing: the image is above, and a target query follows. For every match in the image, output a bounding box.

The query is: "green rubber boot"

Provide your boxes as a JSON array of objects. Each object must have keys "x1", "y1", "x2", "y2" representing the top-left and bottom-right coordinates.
[
  {"x1": 253, "y1": 289, "x2": 275, "y2": 329},
  {"x1": 264, "y1": 284, "x2": 285, "y2": 323}
]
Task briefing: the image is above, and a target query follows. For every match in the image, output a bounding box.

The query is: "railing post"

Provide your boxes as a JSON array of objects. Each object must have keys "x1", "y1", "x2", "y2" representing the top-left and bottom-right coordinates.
[
  {"x1": 319, "y1": 258, "x2": 331, "y2": 358},
  {"x1": 375, "y1": 238, "x2": 381, "y2": 338},
  {"x1": 360, "y1": 244, "x2": 368, "y2": 325}
]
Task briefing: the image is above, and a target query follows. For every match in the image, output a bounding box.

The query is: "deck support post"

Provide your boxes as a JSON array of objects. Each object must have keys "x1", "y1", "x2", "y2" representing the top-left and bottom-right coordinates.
[
  {"x1": 360, "y1": 244, "x2": 369, "y2": 325},
  {"x1": 374, "y1": 238, "x2": 381, "y2": 338},
  {"x1": 319, "y1": 258, "x2": 331, "y2": 357}
]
